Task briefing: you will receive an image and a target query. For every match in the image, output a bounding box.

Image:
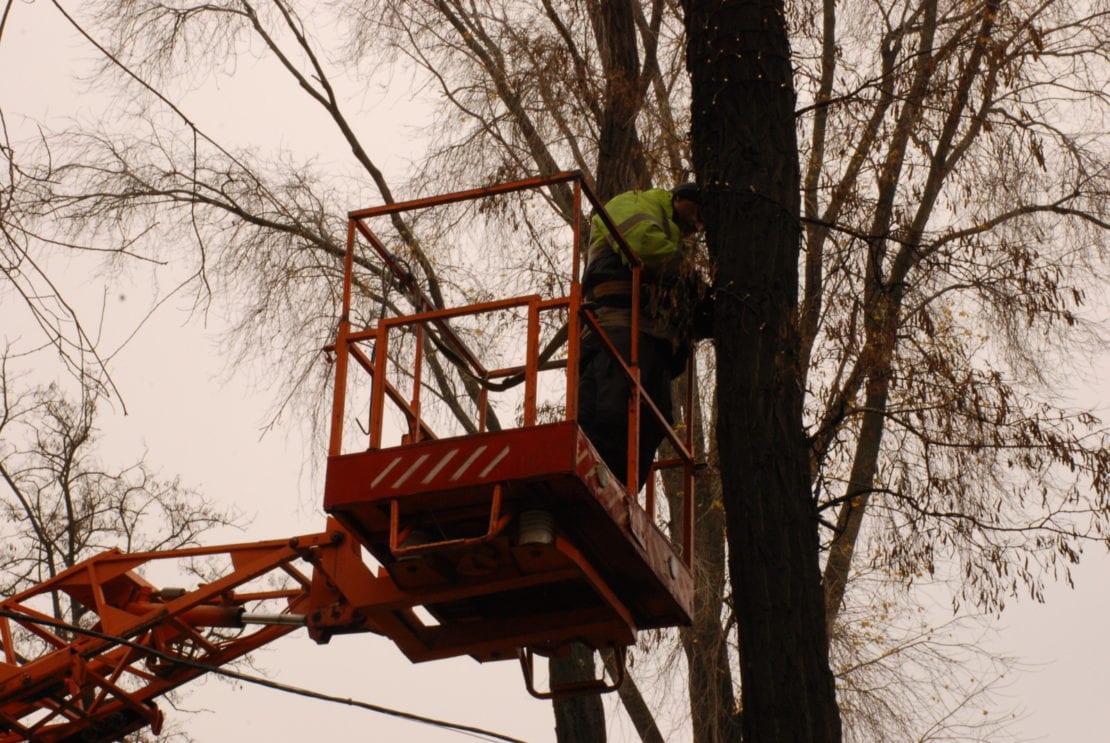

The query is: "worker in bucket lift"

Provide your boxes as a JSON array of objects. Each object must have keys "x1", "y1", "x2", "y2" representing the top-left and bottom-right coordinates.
[{"x1": 578, "y1": 182, "x2": 714, "y2": 491}]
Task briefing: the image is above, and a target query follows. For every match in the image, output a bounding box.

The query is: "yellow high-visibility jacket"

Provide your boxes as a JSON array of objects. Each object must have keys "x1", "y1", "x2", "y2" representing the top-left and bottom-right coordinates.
[
  {"x1": 583, "y1": 189, "x2": 710, "y2": 358},
  {"x1": 588, "y1": 188, "x2": 682, "y2": 271}
]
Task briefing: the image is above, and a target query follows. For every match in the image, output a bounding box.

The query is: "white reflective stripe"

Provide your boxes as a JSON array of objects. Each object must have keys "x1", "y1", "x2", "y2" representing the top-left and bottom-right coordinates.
[
  {"x1": 371, "y1": 457, "x2": 403, "y2": 488},
  {"x1": 421, "y1": 448, "x2": 459, "y2": 484},
  {"x1": 576, "y1": 444, "x2": 591, "y2": 464},
  {"x1": 392, "y1": 454, "x2": 430, "y2": 488},
  {"x1": 617, "y1": 212, "x2": 665, "y2": 234},
  {"x1": 602, "y1": 212, "x2": 671, "y2": 256},
  {"x1": 451, "y1": 446, "x2": 488, "y2": 481},
  {"x1": 478, "y1": 446, "x2": 511, "y2": 478}
]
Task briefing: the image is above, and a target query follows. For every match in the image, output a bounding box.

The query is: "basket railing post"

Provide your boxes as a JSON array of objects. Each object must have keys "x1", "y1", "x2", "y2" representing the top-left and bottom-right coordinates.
[
  {"x1": 369, "y1": 325, "x2": 389, "y2": 450},
  {"x1": 684, "y1": 352, "x2": 697, "y2": 567},
  {"x1": 410, "y1": 323, "x2": 424, "y2": 443},
  {"x1": 523, "y1": 298, "x2": 540, "y2": 426},
  {"x1": 328, "y1": 219, "x2": 357, "y2": 457},
  {"x1": 565, "y1": 178, "x2": 583, "y2": 423}
]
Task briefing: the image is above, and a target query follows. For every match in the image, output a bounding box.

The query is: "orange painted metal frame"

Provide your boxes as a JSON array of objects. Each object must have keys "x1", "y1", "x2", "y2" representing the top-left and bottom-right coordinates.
[
  {"x1": 324, "y1": 169, "x2": 698, "y2": 680},
  {"x1": 0, "y1": 173, "x2": 701, "y2": 741},
  {"x1": 333, "y1": 171, "x2": 698, "y2": 552},
  {"x1": 0, "y1": 518, "x2": 641, "y2": 740},
  {"x1": 0, "y1": 533, "x2": 328, "y2": 742}
]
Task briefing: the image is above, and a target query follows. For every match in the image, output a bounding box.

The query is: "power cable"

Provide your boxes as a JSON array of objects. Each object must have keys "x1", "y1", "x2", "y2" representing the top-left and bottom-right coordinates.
[{"x1": 0, "y1": 609, "x2": 529, "y2": 743}]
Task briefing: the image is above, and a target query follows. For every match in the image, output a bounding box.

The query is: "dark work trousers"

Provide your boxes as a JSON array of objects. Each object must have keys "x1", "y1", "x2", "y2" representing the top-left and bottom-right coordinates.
[{"x1": 577, "y1": 326, "x2": 675, "y2": 490}]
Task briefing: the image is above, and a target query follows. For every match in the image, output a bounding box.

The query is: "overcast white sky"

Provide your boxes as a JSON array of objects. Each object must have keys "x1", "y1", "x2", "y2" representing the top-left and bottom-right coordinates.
[{"x1": 2, "y1": 3, "x2": 1108, "y2": 742}]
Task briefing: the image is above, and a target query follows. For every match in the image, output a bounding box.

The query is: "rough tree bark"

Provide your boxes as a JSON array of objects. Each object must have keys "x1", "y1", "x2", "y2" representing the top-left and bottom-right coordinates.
[
  {"x1": 550, "y1": 643, "x2": 607, "y2": 742},
  {"x1": 591, "y1": 0, "x2": 652, "y2": 198},
  {"x1": 684, "y1": 0, "x2": 843, "y2": 740}
]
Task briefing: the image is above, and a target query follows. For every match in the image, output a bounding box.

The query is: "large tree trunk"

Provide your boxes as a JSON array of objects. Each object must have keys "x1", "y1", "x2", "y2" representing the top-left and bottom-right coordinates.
[
  {"x1": 591, "y1": 0, "x2": 651, "y2": 197},
  {"x1": 684, "y1": 0, "x2": 843, "y2": 740},
  {"x1": 550, "y1": 644, "x2": 607, "y2": 742}
]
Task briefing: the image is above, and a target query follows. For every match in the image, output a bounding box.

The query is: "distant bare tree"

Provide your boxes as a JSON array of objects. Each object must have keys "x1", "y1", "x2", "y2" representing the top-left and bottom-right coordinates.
[
  {"x1": 0, "y1": 355, "x2": 239, "y2": 741},
  {"x1": 0, "y1": 358, "x2": 237, "y2": 611},
  {"x1": 831, "y1": 570, "x2": 1022, "y2": 743},
  {"x1": 792, "y1": 0, "x2": 1110, "y2": 627}
]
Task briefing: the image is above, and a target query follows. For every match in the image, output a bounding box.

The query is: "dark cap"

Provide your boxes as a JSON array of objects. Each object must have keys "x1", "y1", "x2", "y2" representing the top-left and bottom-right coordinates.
[{"x1": 671, "y1": 181, "x2": 700, "y2": 204}]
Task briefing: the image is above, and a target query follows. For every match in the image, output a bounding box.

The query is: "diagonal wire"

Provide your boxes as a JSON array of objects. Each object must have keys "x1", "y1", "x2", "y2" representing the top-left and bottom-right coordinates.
[{"x1": 0, "y1": 609, "x2": 530, "y2": 743}]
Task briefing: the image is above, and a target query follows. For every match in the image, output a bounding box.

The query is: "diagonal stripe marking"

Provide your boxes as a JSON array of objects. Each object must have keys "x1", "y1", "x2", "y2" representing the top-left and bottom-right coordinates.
[
  {"x1": 421, "y1": 448, "x2": 459, "y2": 484},
  {"x1": 451, "y1": 446, "x2": 487, "y2": 481},
  {"x1": 371, "y1": 457, "x2": 403, "y2": 488},
  {"x1": 393, "y1": 454, "x2": 430, "y2": 488},
  {"x1": 478, "y1": 445, "x2": 511, "y2": 478}
]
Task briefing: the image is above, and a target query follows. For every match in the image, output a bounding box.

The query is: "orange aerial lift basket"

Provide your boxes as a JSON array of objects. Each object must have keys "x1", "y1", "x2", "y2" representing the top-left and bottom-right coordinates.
[
  {"x1": 323, "y1": 171, "x2": 698, "y2": 695},
  {"x1": 0, "y1": 172, "x2": 698, "y2": 742}
]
